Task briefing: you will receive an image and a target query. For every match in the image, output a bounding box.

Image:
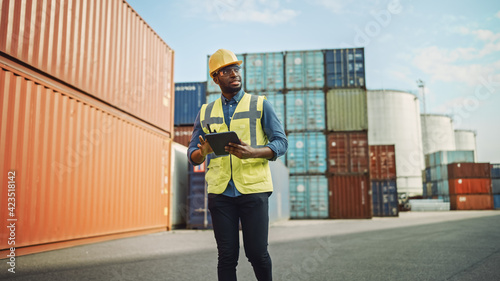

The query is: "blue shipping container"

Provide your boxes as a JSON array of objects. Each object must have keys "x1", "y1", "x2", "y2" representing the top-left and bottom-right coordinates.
[
  {"x1": 494, "y1": 195, "x2": 500, "y2": 209},
  {"x1": 286, "y1": 90, "x2": 325, "y2": 131},
  {"x1": 285, "y1": 50, "x2": 324, "y2": 89},
  {"x1": 174, "y1": 82, "x2": 207, "y2": 126},
  {"x1": 371, "y1": 180, "x2": 398, "y2": 217},
  {"x1": 491, "y1": 164, "x2": 500, "y2": 178},
  {"x1": 260, "y1": 91, "x2": 285, "y2": 126},
  {"x1": 325, "y1": 48, "x2": 365, "y2": 89},
  {"x1": 207, "y1": 93, "x2": 220, "y2": 104},
  {"x1": 187, "y1": 163, "x2": 212, "y2": 229},
  {"x1": 492, "y1": 179, "x2": 500, "y2": 194},
  {"x1": 289, "y1": 175, "x2": 329, "y2": 219},
  {"x1": 287, "y1": 132, "x2": 327, "y2": 174},
  {"x1": 245, "y1": 52, "x2": 284, "y2": 91}
]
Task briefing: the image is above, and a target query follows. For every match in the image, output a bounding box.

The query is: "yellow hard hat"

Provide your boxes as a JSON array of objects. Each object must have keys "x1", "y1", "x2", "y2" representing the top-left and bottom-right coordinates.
[{"x1": 209, "y1": 49, "x2": 243, "y2": 78}]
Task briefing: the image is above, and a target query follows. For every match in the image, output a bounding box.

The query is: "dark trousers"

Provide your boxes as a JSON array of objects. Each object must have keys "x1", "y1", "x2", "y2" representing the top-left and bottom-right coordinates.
[{"x1": 208, "y1": 192, "x2": 272, "y2": 281}]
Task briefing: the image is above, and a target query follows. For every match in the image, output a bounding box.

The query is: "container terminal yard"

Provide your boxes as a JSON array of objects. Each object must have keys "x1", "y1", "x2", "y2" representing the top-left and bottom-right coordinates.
[{"x1": 1, "y1": 1, "x2": 499, "y2": 280}]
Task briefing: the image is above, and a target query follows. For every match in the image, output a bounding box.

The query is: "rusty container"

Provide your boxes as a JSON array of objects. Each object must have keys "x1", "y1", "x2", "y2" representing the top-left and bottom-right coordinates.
[
  {"x1": 174, "y1": 125, "x2": 194, "y2": 147},
  {"x1": 369, "y1": 145, "x2": 396, "y2": 180},
  {"x1": 0, "y1": 0, "x2": 174, "y2": 132},
  {"x1": 449, "y1": 194, "x2": 493, "y2": 210},
  {"x1": 328, "y1": 174, "x2": 372, "y2": 219},
  {"x1": 448, "y1": 178, "x2": 492, "y2": 195},
  {"x1": 447, "y1": 163, "x2": 491, "y2": 179},
  {"x1": 327, "y1": 131, "x2": 369, "y2": 175},
  {"x1": 0, "y1": 65, "x2": 171, "y2": 255}
]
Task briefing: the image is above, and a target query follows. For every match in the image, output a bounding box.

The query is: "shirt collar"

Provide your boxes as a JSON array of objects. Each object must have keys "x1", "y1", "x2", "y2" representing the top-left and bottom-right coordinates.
[{"x1": 222, "y1": 88, "x2": 244, "y2": 104}]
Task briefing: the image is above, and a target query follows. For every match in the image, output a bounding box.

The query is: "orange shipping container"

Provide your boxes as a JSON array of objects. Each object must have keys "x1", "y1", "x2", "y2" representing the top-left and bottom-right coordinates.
[
  {"x1": 328, "y1": 174, "x2": 372, "y2": 219},
  {"x1": 0, "y1": 0, "x2": 174, "y2": 132},
  {"x1": 174, "y1": 125, "x2": 194, "y2": 147},
  {"x1": 448, "y1": 178, "x2": 492, "y2": 195},
  {"x1": 0, "y1": 64, "x2": 171, "y2": 255},
  {"x1": 450, "y1": 194, "x2": 493, "y2": 210}
]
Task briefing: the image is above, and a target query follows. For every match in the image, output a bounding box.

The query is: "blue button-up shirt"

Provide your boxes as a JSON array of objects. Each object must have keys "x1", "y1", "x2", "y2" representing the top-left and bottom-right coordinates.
[{"x1": 188, "y1": 89, "x2": 288, "y2": 197}]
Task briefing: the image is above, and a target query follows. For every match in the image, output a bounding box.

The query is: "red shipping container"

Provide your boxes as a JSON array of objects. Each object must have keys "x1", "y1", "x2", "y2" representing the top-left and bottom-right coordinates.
[
  {"x1": 450, "y1": 194, "x2": 493, "y2": 210},
  {"x1": 369, "y1": 145, "x2": 396, "y2": 180},
  {"x1": 328, "y1": 174, "x2": 372, "y2": 219},
  {"x1": 447, "y1": 163, "x2": 491, "y2": 179},
  {"x1": 174, "y1": 126, "x2": 194, "y2": 147},
  {"x1": 448, "y1": 178, "x2": 492, "y2": 195},
  {"x1": 327, "y1": 132, "x2": 369, "y2": 174}
]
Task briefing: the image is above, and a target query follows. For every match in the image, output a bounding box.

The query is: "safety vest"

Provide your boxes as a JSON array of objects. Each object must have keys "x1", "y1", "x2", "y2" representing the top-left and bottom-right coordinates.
[{"x1": 200, "y1": 93, "x2": 273, "y2": 194}]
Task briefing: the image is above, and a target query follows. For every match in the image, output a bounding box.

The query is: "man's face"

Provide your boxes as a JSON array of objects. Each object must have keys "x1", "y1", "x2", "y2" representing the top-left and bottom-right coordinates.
[{"x1": 214, "y1": 64, "x2": 242, "y2": 94}]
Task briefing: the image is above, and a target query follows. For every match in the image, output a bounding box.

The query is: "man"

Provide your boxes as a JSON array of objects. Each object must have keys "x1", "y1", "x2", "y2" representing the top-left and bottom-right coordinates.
[{"x1": 188, "y1": 49, "x2": 288, "y2": 281}]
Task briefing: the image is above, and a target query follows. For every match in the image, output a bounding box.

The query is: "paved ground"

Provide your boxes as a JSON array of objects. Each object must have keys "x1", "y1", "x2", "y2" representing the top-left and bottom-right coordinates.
[{"x1": 1, "y1": 211, "x2": 500, "y2": 281}]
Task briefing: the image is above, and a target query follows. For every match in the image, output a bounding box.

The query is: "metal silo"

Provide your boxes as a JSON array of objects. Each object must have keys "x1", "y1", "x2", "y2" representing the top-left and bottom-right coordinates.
[
  {"x1": 454, "y1": 129, "x2": 477, "y2": 161},
  {"x1": 367, "y1": 90, "x2": 425, "y2": 196},
  {"x1": 421, "y1": 114, "x2": 456, "y2": 155}
]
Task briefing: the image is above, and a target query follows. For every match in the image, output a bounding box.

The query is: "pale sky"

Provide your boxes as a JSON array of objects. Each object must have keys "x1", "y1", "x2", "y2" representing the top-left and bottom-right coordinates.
[{"x1": 127, "y1": 0, "x2": 500, "y2": 163}]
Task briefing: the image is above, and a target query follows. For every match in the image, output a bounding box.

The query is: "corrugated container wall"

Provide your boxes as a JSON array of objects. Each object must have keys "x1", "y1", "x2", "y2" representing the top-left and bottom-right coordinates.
[
  {"x1": 289, "y1": 175, "x2": 329, "y2": 219},
  {"x1": 426, "y1": 150, "x2": 475, "y2": 167},
  {"x1": 421, "y1": 114, "x2": 456, "y2": 156},
  {"x1": 187, "y1": 162, "x2": 211, "y2": 229},
  {"x1": 369, "y1": 145, "x2": 396, "y2": 180},
  {"x1": 450, "y1": 195, "x2": 493, "y2": 210},
  {"x1": 285, "y1": 50, "x2": 324, "y2": 89},
  {"x1": 173, "y1": 125, "x2": 194, "y2": 147},
  {"x1": 326, "y1": 88, "x2": 368, "y2": 131},
  {"x1": 0, "y1": 66, "x2": 171, "y2": 253},
  {"x1": 448, "y1": 179, "x2": 492, "y2": 195},
  {"x1": 491, "y1": 164, "x2": 500, "y2": 178},
  {"x1": 454, "y1": 130, "x2": 477, "y2": 161},
  {"x1": 286, "y1": 90, "x2": 325, "y2": 131},
  {"x1": 329, "y1": 174, "x2": 372, "y2": 219},
  {"x1": 0, "y1": 0, "x2": 175, "y2": 133},
  {"x1": 327, "y1": 132, "x2": 369, "y2": 175},
  {"x1": 494, "y1": 195, "x2": 500, "y2": 209},
  {"x1": 287, "y1": 132, "x2": 327, "y2": 174},
  {"x1": 261, "y1": 91, "x2": 285, "y2": 125},
  {"x1": 447, "y1": 163, "x2": 491, "y2": 179},
  {"x1": 245, "y1": 52, "x2": 284, "y2": 91},
  {"x1": 325, "y1": 48, "x2": 365, "y2": 89},
  {"x1": 371, "y1": 180, "x2": 398, "y2": 217},
  {"x1": 367, "y1": 90, "x2": 424, "y2": 197},
  {"x1": 174, "y1": 82, "x2": 206, "y2": 126}
]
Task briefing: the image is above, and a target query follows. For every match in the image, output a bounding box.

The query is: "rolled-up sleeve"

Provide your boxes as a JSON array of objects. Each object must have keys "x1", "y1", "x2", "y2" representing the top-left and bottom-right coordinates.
[{"x1": 261, "y1": 99, "x2": 288, "y2": 161}]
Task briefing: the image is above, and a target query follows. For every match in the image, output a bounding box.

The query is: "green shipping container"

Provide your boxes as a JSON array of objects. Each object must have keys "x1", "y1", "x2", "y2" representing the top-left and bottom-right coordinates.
[{"x1": 326, "y1": 88, "x2": 368, "y2": 131}]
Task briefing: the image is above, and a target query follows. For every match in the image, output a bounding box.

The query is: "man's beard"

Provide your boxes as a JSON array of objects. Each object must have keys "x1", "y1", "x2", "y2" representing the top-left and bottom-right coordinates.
[{"x1": 219, "y1": 83, "x2": 242, "y2": 94}]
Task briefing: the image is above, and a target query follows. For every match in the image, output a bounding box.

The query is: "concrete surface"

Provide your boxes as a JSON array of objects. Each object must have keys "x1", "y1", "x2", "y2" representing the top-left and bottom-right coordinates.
[{"x1": 1, "y1": 211, "x2": 499, "y2": 280}]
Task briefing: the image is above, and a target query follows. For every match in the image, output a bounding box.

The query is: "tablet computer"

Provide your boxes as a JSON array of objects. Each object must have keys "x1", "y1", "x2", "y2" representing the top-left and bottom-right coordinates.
[{"x1": 205, "y1": 131, "x2": 241, "y2": 156}]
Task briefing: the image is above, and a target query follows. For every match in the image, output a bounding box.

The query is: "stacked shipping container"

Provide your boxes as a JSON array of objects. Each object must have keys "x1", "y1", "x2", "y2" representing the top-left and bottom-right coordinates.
[
  {"x1": 447, "y1": 163, "x2": 493, "y2": 210},
  {"x1": 0, "y1": 0, "x2": 175, "y2": 256},
  {"x1": 492, "y1": 164, "x2": 500, "y2": 209},
  {"x1": 173, "y1": 82, "x2": 206, "y2": 146},
  {"x1": 423, "y1": 150, "x2": 475, "y2": 200},
  {"x1": 369, "y1": 145, "x2": 398, "y2": 217}
]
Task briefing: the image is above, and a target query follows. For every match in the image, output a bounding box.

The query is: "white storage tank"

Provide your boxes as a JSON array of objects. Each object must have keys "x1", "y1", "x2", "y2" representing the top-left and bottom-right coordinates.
[
  {"x1": 454, "y1": 129, "x2": 477, "y2": 161},
  {"x1": 421, "y1": 114, "x2": 456, "y2": 155},
  {"x1": 367, "y1": 90, "x2": 425, "y2": 196}
]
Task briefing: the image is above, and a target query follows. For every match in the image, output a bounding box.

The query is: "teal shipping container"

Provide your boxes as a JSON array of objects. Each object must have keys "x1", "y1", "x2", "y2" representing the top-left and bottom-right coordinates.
[
  {"x1": 207, "y1": 93, "x2": 220, "y2": 104},
  {"x1": 426, "y1": 150, "x2": 474, "y2": 167},
  {"x1": 245, "y1": 52, "x2": 284, "y2": 91},
  {"x1": 287, "y1": 132, "x2": 327, "y2": 174},
  {"x1": 437, "y1": 180, "x2": 449, "y2": 196},
  {"x1": 260, "y1": 91, "x2": 285, "y2": 126},
  {"x1": 289, "y1": 175, "x2": 329, "y2": 219},
  {"x1": 429, "y1": 165, "x2": 449, "y2": 181},
  {"x1": 286, "y1": 90, "x2": 325, "y2": 131},
  {"x1": 285, "y1": 50, "x2": 324, "y2": 89}
]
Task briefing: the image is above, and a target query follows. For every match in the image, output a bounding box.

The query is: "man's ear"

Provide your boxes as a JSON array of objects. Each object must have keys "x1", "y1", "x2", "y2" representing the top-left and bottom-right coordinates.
[{"x1": 213, "y1": 76, "x2": 219, "y2": 85}]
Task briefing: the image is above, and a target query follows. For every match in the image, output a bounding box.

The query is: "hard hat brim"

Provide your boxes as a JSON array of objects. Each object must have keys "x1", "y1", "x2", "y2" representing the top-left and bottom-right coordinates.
[{"x1": 210, "y1": 60, "x2": 243, "y2": 78}]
